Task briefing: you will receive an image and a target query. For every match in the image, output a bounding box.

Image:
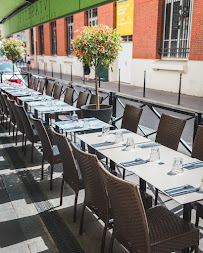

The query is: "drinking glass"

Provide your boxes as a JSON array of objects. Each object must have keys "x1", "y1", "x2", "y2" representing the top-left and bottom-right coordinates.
[
  {"x1": 34, "y1": 93, "x2": 39, "y2": 100},
  {"x1": 168, "y1": 157, "x2": 183, "y2": 175},
  {"x1": 115, "y1": 131, "x2": 124, "y2": 144},
  {"x1": 83, "y1": 119, "x2": 90, "y2": 129},
  {"x1": 72, "y1": 113, "x2": 78, "y2": 122},
  {"x1": 42, "y1": 95, "x2": 46, "y2": 102},
  {"x1": 125, "y1": 137, "x2": 134, "y2": 151},
  {"x1": 57, "y1": 104, "x2": 62, "y2": 111},
  {"x1": 102, "y1": 126, "x2": 110, "y2": 142},
  {"x1": 150, "y1": 147, "x2": 160, "y2": 162},
  {"x1": 47, "y1": 99, "x2": 52, "y2": 106}
]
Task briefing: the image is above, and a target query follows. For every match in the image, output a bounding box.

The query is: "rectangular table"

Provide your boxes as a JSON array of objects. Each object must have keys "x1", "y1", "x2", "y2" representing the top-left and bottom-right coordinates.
[{"x1": 77, "y1": 129, "x2": 203, "y2": 224}]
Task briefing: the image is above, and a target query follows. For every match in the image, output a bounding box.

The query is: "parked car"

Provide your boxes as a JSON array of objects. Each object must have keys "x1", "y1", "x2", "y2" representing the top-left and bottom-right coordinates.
[{"x1": 0, "y1": 59, "x2": 26, "y2": 85}]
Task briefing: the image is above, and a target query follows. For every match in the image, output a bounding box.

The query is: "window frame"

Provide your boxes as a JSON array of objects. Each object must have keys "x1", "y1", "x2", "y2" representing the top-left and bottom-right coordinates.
[
  {"x1": 88, "y1": 8, "x2": 98, "y2": 26},
  {"x1": 51, "y1": 21, "x2": 57, "y2": 55},
  {"x1": 39, "y1": 25, "x2": 44, "y2": 55},
  {"x1": 66, "y1": 15, "x2": 74, "y2": 55},
  {"x1": 30, "y1": 28, "x2": 34, "y2": 55}
]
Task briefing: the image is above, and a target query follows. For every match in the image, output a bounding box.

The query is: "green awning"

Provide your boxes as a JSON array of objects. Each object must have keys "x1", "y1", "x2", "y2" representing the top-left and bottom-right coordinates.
[{"x1": 0, "y1": 0, "x2": 26, "y2": 22}]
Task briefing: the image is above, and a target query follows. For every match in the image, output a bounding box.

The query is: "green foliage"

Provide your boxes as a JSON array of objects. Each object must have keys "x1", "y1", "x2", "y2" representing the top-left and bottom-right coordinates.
[
  {"x1": 0, "y1": 37, "x2": 26, "y2": 63},
  {"x1": 72, "y1": 24, "x2": 123, "y2": 70}
]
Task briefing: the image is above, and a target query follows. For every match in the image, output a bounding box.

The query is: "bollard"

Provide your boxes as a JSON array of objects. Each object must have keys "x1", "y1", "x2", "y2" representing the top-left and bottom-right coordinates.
[
  {"x1": 51, "y1": 63, "x2": 53, "y2": 77},
  {"x1": 71, "y1": 65, "x2": 73, "y2": 81},
  {"x1": 60, "y1": 64, "x2": 62, "y2": 79},
  {"x1": 1, "y1": 74, "x2": 2, "y2": 83},
  {"x1": 143, "y1": 71, "x2": 146, "y2": 98},
  {"x1": 118, "y1": 69, "x2": 121, "y2": 92},
  {"x1": 44, "y1": 62, "x2": 45, "y2": 75},
  {"x1": 38, "y1": 62, "x2": 39, "y2": 74},
  {"x1": 178, "y1": 73, "x2": 182, "y2": 105},
  {"x1": 99, "y1": 70, "x2": 101, "y2": 88}
]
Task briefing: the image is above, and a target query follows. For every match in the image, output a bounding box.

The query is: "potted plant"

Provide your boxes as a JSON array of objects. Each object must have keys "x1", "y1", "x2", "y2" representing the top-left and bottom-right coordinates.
[
  {"x1": 0, "y1": 37, "x2": 26, "y2": 79},
  {"x1": 72, "y1": 24, "x2": 122, "y2": 122}
]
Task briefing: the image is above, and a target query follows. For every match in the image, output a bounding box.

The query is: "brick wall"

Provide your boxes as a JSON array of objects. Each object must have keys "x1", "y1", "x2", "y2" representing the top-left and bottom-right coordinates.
[
  {"x1": 74, "y1": 12, "x2": 87, "y2": 37},
  {"x1": 133, "y1": 0, "x2": 164, "y2": 59},
  {"x1": 56, "y1": 18, "x2": 67, "y2": 56},
  {"x1": 43, "y1": 23, "x2": 52, "y2": 55},
  {"x1": 98, "y1": 2, "x2": 116, "y2": 28},
  {"x1": 189, "y1": 0, "x2": 203, "y2": 60},
  {"x1": 36, "y1": 26, "x2": 40, "y2": 55}
]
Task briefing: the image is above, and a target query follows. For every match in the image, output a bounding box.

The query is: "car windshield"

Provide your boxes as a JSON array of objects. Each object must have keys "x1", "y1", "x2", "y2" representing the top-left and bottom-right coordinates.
[{"x1": 0, "y1": 61, "x2": 19, "y2": 74}]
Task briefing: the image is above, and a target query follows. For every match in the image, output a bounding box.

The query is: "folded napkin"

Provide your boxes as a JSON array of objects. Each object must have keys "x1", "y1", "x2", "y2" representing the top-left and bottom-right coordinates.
[
  {"x1": 92, "y1": 142, "x2": 114, "y2": 148},
  {"x1": 183, "y1": 161, "x2": 203, "y2": 170},
  {"x1": 165, "y1": 184, "x2": 198, "y2": 197},
  {"x1": 112, "y1": 130, "x2": 131, "y2": 135},
  {"x1": 137, "y1": 142, "x2": 160, "y2": 149},
  {"x1": 120, "y1": 158, "x2": 147, "y2": 167},
  {"x1": 65, "y1": 126, "x2": 83, "y2": 131}
]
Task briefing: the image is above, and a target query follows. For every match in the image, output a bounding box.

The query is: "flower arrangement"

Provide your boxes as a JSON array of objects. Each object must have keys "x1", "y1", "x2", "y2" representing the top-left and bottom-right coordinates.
[
  {"x1": 72, "y1": 24, "x2": 123, "y2": 109},
  {"x1": 0, "y1": 37, "x2": 26, "y2": 77}
]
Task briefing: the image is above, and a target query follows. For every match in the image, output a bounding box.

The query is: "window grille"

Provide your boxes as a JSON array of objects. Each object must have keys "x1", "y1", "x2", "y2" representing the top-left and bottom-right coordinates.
[
  {"x1": 88, "y1": 8, "x2": 97, "y2": 26},
  {"x1": 121, "y1": 35, "x2": 133, "y2": 42},
  {"x1": 160, "y1": 0, "x2": 193, "y2": 58},
  {"x1": 51, "y1": 21, "x2": 57, "y2": 55},
  {"x1": 67, "y1": 16, "x2": 74, "y2": 55},
  {"x1": 30, "y1": 28, "x2": 34, "y2": 55},
  {"x1": 39, "y1": 25, "x2": 44, "y2": 55}
]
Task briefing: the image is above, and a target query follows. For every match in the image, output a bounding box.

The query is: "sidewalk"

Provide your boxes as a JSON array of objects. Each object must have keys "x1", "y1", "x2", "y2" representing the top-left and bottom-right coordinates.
[{"x1": 23, "y1": 67, "x2": 203, "y2": 112}]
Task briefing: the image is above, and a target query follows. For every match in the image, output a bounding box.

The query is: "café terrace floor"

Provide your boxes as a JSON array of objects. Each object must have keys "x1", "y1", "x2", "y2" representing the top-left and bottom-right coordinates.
[{"x1": 0, "y1": 122, "x2": 203, "y2": 253}]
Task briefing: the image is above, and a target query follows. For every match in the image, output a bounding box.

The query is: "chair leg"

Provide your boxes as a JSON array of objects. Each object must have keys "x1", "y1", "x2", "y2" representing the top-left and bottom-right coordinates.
[
  {"x1": 22, "y1": 133, "x2": 24, "y2": 151},
  {"x1": 195, "y1": 206, "x2": 200, "y2": 227},
  {"x1": 60, "y1": 178, "x2": 65, "y2": 206},
  {"x1": 73, "y1": 192, "x2": 79, "y2": 223},
  {"x1": 24, "y1": 137, "x2": 27, "y2": 155},
  {"x1": 155, "y1": 188, "x2": 158, "y2": 205},
  {"x1": 109, "y1": 235, "x2": 115, "y2": 253},
  {"x1": 50, "y1": 164, "x2": 54, "y2": 191},
  {"x1": 194, "y1": 245, "x2": 199, "y2": 253},
  {"x1": 100, "y1": 224, "x2": 107, "y2": 253},
  {"x1": 31, "y1": 141, "x2": 34, "y2": 163},
  {"x1": 13, "y1": 124, "x2": 15, "y2": 140},
  {"x1": 9, "y1": 120, "x2": 11, "y2": 135},
  {"x1": 41, "y1": 154, "x2": 44, "y2": 180},
  {"x1": 16, "y1": 129, "x2": 18, "y2": 145},
  {"x1": 79, "y1": 202, "x2": 86, "y2": 235}
]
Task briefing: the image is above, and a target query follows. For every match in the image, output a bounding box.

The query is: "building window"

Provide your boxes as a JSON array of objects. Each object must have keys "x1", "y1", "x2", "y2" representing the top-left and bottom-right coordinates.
[
  {"x1": 51, "y1": 21, "x2": 57, "y2": 55},
  {"x1": 39, "y1": 25, "x2": 44, "y2": 55},
  {"x1": 88, "y1": 8, "x2": 97, "y2": 26},
  {"x1": 67, "y1": 16, "x2": 74, "y2": 55},
  {"x1": 30, "y1": 28, "x2": 34, "y2": 55},
  {"x1": 161, "y1": 0, "x2": 192, "y2": 58},
  {"x1": 121, "y1": 35, "x2": 133, "y2": 42}
]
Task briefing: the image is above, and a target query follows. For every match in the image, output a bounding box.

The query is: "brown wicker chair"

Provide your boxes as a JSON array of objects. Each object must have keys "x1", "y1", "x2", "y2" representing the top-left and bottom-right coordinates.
[
  {"x1": 16, "y1": 104, "x2": 39, "y2": 162},
  {"x1": 64, "y1": 87, "x2": 74, "y2": 105},
  {"x1": 121, "y1": 104, "x2": 143, "y2": 133},
  {"x1": 29, "y1": 76, "x2": 35, "y2": 89},
  {"x1": 76, "y1": 91, "x2": 89, "y2": 119},
  {"x1": 97, "y1": 163, "x2": 199, "y2": 253},
  {"x1": 89, "y1": 94, "x2": 103, "y2": 104},
  {"x1": 32, "y1": 77, "x2": 39, "y2": 91},
  {"x1": 53, "y1": 84, "x2": 63, "y2": 99},
  {"x1": 71, "y1": 142, "x2": 110, "y2": 253},
  {"x1": 30, "y1": 115, "x2": 61, "y2": 190},
  {"x1": 0, "y1": 92, "x2": 10, "y2": 129},
  {"x1": 155, "y1": 113, "x2": 186, "y2": 151},
  {"x1": 50, "y1": 127, "x2": 83, "y2": 222},
  {"x1": 38, "y1": 79, "x2": 45, "y2": 94},
  {"x1": 46, "y1": 81, "x2": 55, "y2": 96},
  {"x1": 6, "y1": 97, "x2": 16, "y2": 139},
  {"x1": 190, "y1": 125, "x2": 203, "y2": 227}
]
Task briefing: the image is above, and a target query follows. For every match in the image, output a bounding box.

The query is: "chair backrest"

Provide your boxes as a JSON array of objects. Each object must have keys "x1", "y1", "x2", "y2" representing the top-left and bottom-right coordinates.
[
  {"x1": 53, "y1": 84, "x2": 63, "y2": 99},
  {"x1": 155, "y1": 114, "x2": 186, "y2": 151},
  {"x1": 0, "y1": 92, "x2": 9, "y2": 116},
  {"x1": 89, "y1": 94, "x2": 103, "y2": 105},
  {"x1": 6, "y1": 97, "x2": 16, "y2": 125},
  {"x1": 29, "y1": 76, "x2": 35, "y2": 89},
  {"x1": 121, "y1": 104, "x2": 143, "y2": 133},
  {"x1": 16, "y1": 104, "x2": 34, "y2": 142},
  {"x1": 64, "y1": 87, "x2": 74, "y2": 105},
  {"x1": 76, "y1": 92, "x2": 89, "y2": 119},
  {"x1": 71, "y1": 142, "x2": 109, "y2": 222},
  {"x1": 38, "y1": 79, "x2": 45, "y2": 94},
  {"x1": 50, "y1": 128, "x2": 80, "y2": 193},
  {"x1": 97, "y1": 162, "x2": 150, "y2": 253},
  {"x1": 32, "y1": 78, "x2": 39, "y2": 91},
  {"x1": 191, "y1": 125, "x2": 203, "y2": 161},
  {"x1": 30, "y1": 115, "x2": 53, "y2": 164},
  {"x1": 46, "y1": 81, "x2": 55, "y2": 96},
  {"x1": 9, "y1": 100, "x2": 24, "y2": 133}
]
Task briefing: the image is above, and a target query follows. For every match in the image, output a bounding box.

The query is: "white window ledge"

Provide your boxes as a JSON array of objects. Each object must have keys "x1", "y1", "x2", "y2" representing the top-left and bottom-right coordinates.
[{"x1": 152, "y1": 60, "x2": 187, "y2": 72}]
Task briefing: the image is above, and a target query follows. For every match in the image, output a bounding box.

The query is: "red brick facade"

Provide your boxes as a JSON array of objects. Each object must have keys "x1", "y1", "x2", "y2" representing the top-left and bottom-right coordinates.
[
  {"x1": 36, "y1": 26, "x2": 40, "y2": 55},
  {"x1": 97, "y1": 2, "x2": 116, "y2": 28},
  {"x1": 56, "y1": 18, "x2": 67, "y2": 56},
  {"x1": 74, "y1": 12, "x2": 88, "y2": 38},
  {"x1": 43, "y1": 23, "x2": 52, "y2": 55},
  {"x1": 133, "y1": 0, "x2": 164, "y2": 59}
]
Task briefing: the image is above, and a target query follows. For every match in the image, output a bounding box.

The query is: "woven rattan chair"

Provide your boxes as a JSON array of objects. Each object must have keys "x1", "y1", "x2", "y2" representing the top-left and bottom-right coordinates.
[
  {"x1": 97, "y1": 163, "x2": 199, "y2": 253},
  {"x1": 155, "y1": 113, "x2": 186, "y2": 151},
  {"x1": 53, "y1": 84, "x2": 63, "y2": 99},
  {"x1": 16, "y1": 104, "x2": 39, "y2": 162},
  {"x1": 46, "y1": 81, "x2": 55, "y2": 96},
  {"x1": 32, "y1": 77, "x2": 39, "y2": 91},
  {"x1": 29, "y1": 76, "x2": 35, "y2": 89},
  {"x1": 64, "y1": 87, "x2": 74, "y2": 105},
  {"x1": 9, "y1": 101, "x2": 25, "y2": 148},
  {"x1": 121, "y1": 104, "x2": 143, "y2": 133},
  {"x1": 154, "y1": 114, "x2": 186, "y2": 205},
  {"x1": 0, "y1": 92, "x2": 10, "y2": 129},
  {"x1": 76, "y1": 91, "x2": 89, "y2": 119},
  {"x1": 38, "y1": 79, "x2": 45, "y2": 94},
  {"x1": 190, "y1": 125, "x2": 203, "y2": 227},
  {"x1": 50, "y1": 127, "x2": 83, "y2": 222},
  {"x1": 89, "y1": 94, "x2": 103, "y2": 104},
  {"x1": 30, "y1": 115, "x2": 61, "y2": 190},
  {"x1": 71, "y1": 142, "x2": 110, "y2": 253},
  {"x1": 6, "y1": 97, "x2": 16, "y2": 139}
]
